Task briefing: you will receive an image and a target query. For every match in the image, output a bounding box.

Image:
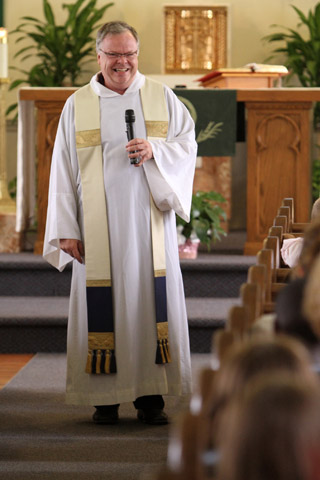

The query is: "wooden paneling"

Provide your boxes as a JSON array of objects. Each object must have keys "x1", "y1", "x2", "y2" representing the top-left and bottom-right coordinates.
[
  {"x1": 244, "y1": 100, "x2": 312, "y2": 254},
  {"x1": 34, "y1": 100, "x2": 66, "y2": 254}
]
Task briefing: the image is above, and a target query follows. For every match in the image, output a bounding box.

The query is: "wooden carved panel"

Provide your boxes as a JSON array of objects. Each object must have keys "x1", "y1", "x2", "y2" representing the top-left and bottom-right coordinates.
[
  {"x1": 34, "y1": 100, "x2": 65, "y2": 254},
  {"x1": 164, "y1": 5, "x2": 228, "y2": 73},
  {"x1": 245, "y1": 101, "x2": 312, "y2": 254}
]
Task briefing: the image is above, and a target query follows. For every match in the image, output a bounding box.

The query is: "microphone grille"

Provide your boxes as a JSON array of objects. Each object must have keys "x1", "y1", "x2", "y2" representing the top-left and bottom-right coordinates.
[{"x1": 125, "y1": 109, "x2": 135, "y2": 123}]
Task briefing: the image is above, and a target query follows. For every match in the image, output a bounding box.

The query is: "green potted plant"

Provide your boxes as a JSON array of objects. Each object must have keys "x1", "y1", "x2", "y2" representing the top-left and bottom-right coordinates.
[
  {"x1": 262, "y1": 3, "x2": 320, "y2": 126},
  {"x1": 7, "y1": 0, "x2": 114, "y2": 118},
  {"x1": 312, "y1": 154, "x2": 320, "y2": 202},
  {"x1": 263, "y1": 3, "x2": 320, "y2": 202},
  {"x1": 176, "y1": 190, "x2": 227, "y2": 259}
]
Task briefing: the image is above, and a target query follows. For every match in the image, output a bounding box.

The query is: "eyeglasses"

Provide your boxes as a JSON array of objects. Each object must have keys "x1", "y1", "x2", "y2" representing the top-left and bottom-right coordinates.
[{"x1": 99, "y1": 49, "x2": 138, "y2": 59}]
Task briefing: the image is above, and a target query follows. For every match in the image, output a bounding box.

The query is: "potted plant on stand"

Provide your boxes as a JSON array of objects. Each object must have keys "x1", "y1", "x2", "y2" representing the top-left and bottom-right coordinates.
[{"x1": 176, "y1": 190, "x2": 227, "y2": 259}]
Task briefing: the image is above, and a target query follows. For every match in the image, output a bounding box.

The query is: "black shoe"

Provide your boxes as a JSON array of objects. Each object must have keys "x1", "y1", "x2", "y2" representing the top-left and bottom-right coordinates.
[
  {"x1": 137, "y1": 408, "x2": 169, "y2": 425},
  {"x1": 93, "y1": 405, "x2": 119, "y2": 425}
]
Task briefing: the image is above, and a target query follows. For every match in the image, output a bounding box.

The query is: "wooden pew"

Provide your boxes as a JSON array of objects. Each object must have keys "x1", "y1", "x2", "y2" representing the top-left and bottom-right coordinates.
[
  {"x1": 226, "y1": 305, "x2": 247, "y2": 340},
  {"x1": 256, "y1": 248, "x2": 273, "y2": 310},
  {"x1": 166, "y1": 412, "x2": 202, "y2": 480},
  {"x1": 273, "y1": 215, "x2": 288, "y2": 234},
  {"x1": 282, "y1": 197, "x2": 308, "y2": 233},
  {"x1": 239, "y1": 282, "x2": 261, "y2": 326},
  {"x1": 213, "y1": 329, "x2": 235, "y2": 363}
]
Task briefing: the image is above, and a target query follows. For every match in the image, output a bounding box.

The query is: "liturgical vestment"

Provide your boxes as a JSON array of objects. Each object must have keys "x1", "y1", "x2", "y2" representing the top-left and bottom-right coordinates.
[{"x1": 43, "y1": 72, "x2": 197, "y2": 405}]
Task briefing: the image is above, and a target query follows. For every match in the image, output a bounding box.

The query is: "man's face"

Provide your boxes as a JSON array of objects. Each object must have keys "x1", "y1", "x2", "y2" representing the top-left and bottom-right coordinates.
[{"x1": 97, "y1": 31, "x2": 139, "y2": 94}]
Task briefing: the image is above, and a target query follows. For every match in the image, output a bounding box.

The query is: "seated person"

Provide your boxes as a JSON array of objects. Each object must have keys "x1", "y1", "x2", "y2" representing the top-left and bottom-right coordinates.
[
  {"x1": 217, "y1": 374, "x2": 320, "y2": 480},
  {"x1": 195, "y1": 335, "x2": 316, "y2": 478},
  {"x1": 293, "y1": 219, "x2": 320, "y2": 278},
  {"x1": 275, "y1": 277, "x2": 318, "y2": 349},
  {"x1": 281, "y1": 197, "x2": 320, "y2": 268}
]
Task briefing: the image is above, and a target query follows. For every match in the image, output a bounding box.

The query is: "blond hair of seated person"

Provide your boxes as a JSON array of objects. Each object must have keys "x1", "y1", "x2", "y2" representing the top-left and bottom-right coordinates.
[
  {"x1": 197, "y1": 336, "x2": 316, "y2": 479},
  {"x1": 217, "y1": 374, "x2": 320, "y2": 480}
]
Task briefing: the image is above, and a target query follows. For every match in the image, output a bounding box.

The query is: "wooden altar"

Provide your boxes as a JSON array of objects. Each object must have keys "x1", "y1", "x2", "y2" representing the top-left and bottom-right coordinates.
[{"x1": 18, "y1": 87, "x2": 320, "y2": 255}]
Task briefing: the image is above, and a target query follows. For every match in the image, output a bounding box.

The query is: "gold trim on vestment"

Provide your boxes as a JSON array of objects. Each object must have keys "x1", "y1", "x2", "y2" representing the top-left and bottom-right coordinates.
[
  {"x1": 145, "y1": 121, "x2": 168, "y2": 138},
  {"x1": 154, "y1": 269, "x2": 166, "y2": 277},
  {"x1": 88, "y1": 332, "x2": 115, "y2": 350},
  {"x1": 156, "y1": 322, "x2": 169, "y2": 339},
  {"x1": 75, "y1": 80, "x2": 170, "y2": 373},
  {"x1": 76, "y1": 129, "x2": 101, "y2": 148},
  {"x1": 86, "y1": 279, "x2": 112, "y2": 287}
]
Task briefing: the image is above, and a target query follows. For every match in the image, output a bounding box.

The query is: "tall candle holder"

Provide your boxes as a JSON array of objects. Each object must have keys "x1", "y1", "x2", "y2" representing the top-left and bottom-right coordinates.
[{"x1": 0, "y1": 27, "x2": 15, "y2": 214}]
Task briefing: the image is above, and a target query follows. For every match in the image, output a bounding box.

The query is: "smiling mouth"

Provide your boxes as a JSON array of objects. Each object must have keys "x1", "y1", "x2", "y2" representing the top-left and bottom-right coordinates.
[{"x1": 113, "y1": 68, "x2": 129, "y2": 72}]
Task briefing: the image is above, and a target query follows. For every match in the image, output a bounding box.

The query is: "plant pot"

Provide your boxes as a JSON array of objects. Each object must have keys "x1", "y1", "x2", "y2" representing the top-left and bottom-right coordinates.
[{"x1": 178, "y1": 239, "x2": 200, "y2": 259}]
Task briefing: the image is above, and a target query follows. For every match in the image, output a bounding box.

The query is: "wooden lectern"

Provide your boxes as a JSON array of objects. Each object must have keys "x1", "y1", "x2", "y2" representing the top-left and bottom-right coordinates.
[
  {"x1": 198, "y1": 66, "x2": 288, "y2": 89},
  {"x1": 197, "y1": 67, "x2": 318, "y2": 254}
]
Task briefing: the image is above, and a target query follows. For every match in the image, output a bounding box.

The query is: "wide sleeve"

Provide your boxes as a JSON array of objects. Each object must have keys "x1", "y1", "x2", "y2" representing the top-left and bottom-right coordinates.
[
  {"x1": 43, "y1": 96, "x2": 82, "y2": 271},
  {"x1": 143, "y1": 86, "x2": 197, "y2": 222}
]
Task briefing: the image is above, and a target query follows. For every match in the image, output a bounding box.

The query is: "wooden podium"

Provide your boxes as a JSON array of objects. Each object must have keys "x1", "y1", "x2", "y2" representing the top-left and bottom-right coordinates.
[
  {"x1": 198, "y1": 67, "x2": 288, "y2": 89},
  {"x1": 238, "y1": 89, "x2": 316, "y2": 254},
  {"x1": 197, "y1": 69, "x2": 317, "y2": 254}
]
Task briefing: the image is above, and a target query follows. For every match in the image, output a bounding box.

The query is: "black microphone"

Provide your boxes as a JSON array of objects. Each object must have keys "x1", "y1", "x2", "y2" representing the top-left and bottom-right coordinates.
[{"x1": 125, "y1": 109, "x2": 140, "y2": 165}]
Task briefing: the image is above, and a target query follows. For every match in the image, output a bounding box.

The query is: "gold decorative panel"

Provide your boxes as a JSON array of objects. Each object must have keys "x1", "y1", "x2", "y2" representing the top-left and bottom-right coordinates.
[{"x1": 164, "y1": 5, "x2": 228, "y2": 74}]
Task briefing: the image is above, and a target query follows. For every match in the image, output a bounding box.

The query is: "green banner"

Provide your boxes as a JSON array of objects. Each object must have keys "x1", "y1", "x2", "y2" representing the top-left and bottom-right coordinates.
[
  {"x1": 0, "y1": 0, "x2": 3, "y2": 27},
  {"x1": 173, "y1": 88, "x2": 237, "y2": 156}
]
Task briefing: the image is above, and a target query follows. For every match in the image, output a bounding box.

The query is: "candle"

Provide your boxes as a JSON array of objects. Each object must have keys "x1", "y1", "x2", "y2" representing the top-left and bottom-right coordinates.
[{"x1": 0, "y1": 28, "x2": 8, "y2": 78}]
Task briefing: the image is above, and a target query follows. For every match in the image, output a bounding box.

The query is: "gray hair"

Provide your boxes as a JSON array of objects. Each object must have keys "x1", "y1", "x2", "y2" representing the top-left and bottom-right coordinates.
[{"x1": 96, "y1": 21, "x2": 139, "y2": 52}]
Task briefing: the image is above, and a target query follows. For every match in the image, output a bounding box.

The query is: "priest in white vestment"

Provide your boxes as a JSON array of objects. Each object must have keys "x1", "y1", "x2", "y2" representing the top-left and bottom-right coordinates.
[{"x1": 43, "y1": 21, "x2": 197, "y2": 425}]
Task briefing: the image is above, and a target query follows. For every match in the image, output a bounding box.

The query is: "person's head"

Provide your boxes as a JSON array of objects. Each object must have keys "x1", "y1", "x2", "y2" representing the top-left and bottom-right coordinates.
[
  {"x1": 311, "y1": 197, "x2": 320, "y2": 221},
  {"x1": 303, "y1": 254, "x2": 320, "y2": 339},
  {"x1": 295, "y1": 219, "x2": 320, "y2": 277},
  {"x1": 96, "y1": 21, "x2": 139, "y2": 94},
  {"x1": 203, "y1": 335, "x2": 315, "y2": 458},
  {"x1": 275, "y1": 277, "x2": 318, "y2": 348},
  {"x1": 217, "y1": 375, "x2": 320, "y2": 480},
  {"x1": 208, "y1": 335, "x2": 314, "y2": 416}
]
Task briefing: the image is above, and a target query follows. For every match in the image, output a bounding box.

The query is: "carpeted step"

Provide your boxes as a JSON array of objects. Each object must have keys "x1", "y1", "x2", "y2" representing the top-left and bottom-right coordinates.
[
  {"x1": 0, "y1": 296, "x2": 239, "y2": 354},
  {"x1": 186, "y1": 297, "x2": 242, "y2": 353},
  {"x1": 0, "y1": 296, "x2": 69, "y2": 353},
  {"x1": 0, "y1": 252, "x2": 255, "y2": 298},
  {"x1": 180, "y1": 253, "x2": 255, "y2": 297},
  {"x1": 0, "y1": 253, "x2": 71, "y2": 297}
]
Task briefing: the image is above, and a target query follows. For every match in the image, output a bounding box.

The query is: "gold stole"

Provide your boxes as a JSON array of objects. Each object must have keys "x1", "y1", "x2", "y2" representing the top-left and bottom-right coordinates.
[{"x1": 74, "y1": 77, "x2": 171, "y2": 374}]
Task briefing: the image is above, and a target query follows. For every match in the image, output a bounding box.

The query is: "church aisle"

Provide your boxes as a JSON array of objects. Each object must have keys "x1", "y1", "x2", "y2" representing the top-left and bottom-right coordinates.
[{"x1": 0, "y1": 353, "x2": 211, "y2": 480}]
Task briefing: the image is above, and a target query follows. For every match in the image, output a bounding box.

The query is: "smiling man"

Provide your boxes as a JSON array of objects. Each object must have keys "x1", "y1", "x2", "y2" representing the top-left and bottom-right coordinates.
[
  {"x1": 97, "y1": 27, "x2": 139, "y2": 94},
  {"x1": 43, "y1": 21, "x2": 197, "y2": 426}
]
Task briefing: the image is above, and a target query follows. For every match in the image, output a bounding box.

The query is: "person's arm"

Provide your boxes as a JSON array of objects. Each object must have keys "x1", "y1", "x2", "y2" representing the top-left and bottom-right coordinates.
[
  {"x1": 143, "y1": 85, "x2": 197, "y2": 222},
  {"x1": 43, "y1": 96, "x2": 82, "y2": 271}
]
